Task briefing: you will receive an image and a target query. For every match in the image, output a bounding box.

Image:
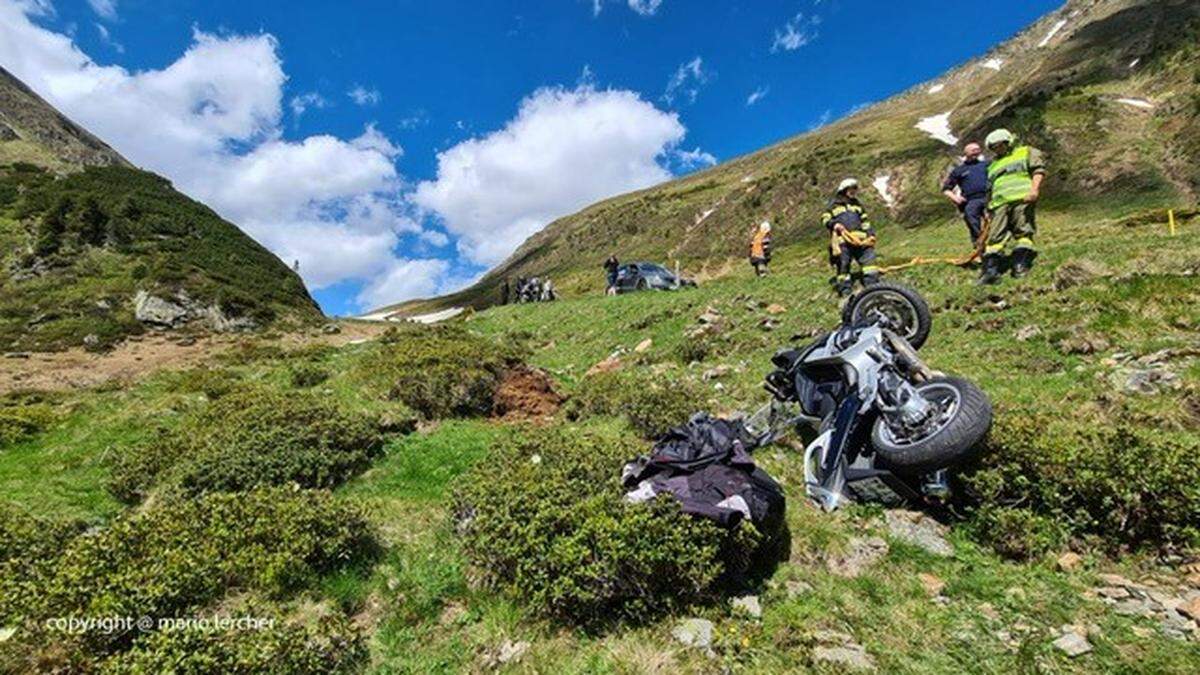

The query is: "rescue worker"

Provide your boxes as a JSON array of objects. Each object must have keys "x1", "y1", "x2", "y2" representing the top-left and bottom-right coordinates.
[
  {"x1": 822, "y1": 178, "x2": 879, "y2": 296},
  {"x1": 603, "y1": 255, "x2": 620, "y2": 295},
  {"x1": 749, "y1": 220, "x2": 773, "y2": 277},
  {"x1": 980, "y1": 129, "x2": 1046, "y2": 284},
  {"x1": 942, "y1": 142, "x2": 990, "y2": 245}
]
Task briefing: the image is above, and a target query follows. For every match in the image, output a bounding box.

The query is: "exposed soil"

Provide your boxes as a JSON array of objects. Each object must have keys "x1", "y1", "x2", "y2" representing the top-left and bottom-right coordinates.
[
  {"x1": 0, "y1": 321, "x2": 389, "y2": 395},
  {"x1": 492, "y1": 365, "x2": 565, "y2": 420}
]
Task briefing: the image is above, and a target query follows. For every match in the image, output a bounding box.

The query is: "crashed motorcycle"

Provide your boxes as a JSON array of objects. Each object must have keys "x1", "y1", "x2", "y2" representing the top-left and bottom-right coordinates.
[{"x1": 747, "y1": 282, "x2": 992, "y2": 511}]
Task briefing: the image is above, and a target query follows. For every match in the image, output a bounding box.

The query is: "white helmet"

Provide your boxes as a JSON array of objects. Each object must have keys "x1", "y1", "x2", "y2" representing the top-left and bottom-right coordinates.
[
  {"x1": 759, "y1": 220, "x2": 772, "y2": 232},
  {"x1": 837, "y1": 177, "x2": 859, "y2": 194},
  {"x1": 985, "y1": 128, "x2": 1015, "y2": 148}
]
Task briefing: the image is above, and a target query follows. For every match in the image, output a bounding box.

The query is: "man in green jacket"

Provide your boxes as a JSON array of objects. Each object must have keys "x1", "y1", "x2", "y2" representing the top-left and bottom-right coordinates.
[{"x1": 980, "y1": 129, "x2": 1046, "y2": 285}]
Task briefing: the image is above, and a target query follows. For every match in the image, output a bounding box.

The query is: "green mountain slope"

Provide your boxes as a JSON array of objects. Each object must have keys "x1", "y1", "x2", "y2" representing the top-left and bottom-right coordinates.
[
  {"x1": 382, "y1": 0, "x2": 1200, "y2": 316},
  {"x1": 0, "y1": 71, "x2": 321, "y2": 352}
]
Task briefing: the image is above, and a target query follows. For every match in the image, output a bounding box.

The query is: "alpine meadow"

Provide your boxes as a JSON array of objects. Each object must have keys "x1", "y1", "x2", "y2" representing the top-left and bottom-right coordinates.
[{"x1": 1, "y1": 1, "x2": 1199, "y2": 673}]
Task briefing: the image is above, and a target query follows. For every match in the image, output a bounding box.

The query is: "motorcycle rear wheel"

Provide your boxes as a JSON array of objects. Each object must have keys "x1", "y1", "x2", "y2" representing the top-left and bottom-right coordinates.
[
  {"x1": 871, "y1": 376, "x2": 991, "y2": 472},
  {"x1": 842, "y1": 282, "x2": 932, "y2": 349}
]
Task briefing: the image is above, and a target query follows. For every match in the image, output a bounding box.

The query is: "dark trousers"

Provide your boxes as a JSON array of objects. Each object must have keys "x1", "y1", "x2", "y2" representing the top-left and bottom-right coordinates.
[{"x1": 961, "y1": 197, "x2": 987, "y2": 245}]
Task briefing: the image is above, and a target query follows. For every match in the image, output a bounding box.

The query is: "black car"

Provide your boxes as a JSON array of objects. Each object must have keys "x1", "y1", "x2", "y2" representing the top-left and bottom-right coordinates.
[{"x1": 614, "y1": 262, "x2": 697, "y2": 293}]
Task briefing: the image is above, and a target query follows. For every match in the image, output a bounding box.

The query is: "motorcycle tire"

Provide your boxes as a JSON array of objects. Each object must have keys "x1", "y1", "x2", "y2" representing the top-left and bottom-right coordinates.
[
  {"x1": 870, "y1": 376, "x2": 991, "y2": 472},
  {"x1": 842, "y1": 282, "x2": 932, "y2": 350}
]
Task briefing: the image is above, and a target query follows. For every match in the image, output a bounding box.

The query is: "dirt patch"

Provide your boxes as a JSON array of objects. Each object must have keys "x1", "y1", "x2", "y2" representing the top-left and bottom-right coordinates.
[
  {"x1": 493, "y1": 366, "x2": 565, "y2": 420},
  {"x1": 0, "y1": 321, "x2": 389, "y2": 395}
]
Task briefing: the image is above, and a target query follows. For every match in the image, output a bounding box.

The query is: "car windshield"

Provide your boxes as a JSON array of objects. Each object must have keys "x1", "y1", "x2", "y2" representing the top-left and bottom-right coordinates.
[{"x1": 639, "y1": 264, "x2": 673, "y2": 281}]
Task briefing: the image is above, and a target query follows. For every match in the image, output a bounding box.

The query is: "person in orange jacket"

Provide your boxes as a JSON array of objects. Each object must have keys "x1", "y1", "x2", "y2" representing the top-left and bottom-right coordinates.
[{"x1": 749, "y1": 220, "x2": 773, "y2": 277}]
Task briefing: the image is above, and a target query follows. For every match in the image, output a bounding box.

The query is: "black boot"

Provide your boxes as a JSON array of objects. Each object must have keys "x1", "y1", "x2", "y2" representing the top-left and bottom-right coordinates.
[
  {"x1": 862, "y1": 273, "x2": 880, "y2": 287},
  {"x1": 836, "y1": 279, "x2": 853, "y2": 297},
  {"x1": 977, "y1": 254, "x2": 1003, "y2": 285},
  {"x1": 1010, "y1": 248, "x2": 1037, "y2": 278}
]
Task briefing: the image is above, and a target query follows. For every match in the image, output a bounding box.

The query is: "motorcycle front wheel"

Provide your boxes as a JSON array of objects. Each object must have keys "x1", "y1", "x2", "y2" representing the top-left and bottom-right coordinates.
[
  {"x1": 842, "y1": 282, "x2": 932, "y2": 349},
  {"x1": 871, "y1": 376, "x2": 991, "y2": 472}
]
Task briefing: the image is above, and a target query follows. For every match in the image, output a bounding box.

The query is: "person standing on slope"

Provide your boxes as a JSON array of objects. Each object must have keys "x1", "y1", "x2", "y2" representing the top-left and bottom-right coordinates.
[
  {"x1": 942, "y1": 142, "x2": 991, "y2": 246},
  {"x1": 749, "y1": 220, "x2": 773, "y2": 277},
  {"x1": 823, "y1": 178, "x2": 880, "y2": 297},
  {"x1": 603, "y1": 255, "x2": 620, "y2": 295},
  {"x1": 979, "y1": 129, "x2": 1046, "y2": 285}
]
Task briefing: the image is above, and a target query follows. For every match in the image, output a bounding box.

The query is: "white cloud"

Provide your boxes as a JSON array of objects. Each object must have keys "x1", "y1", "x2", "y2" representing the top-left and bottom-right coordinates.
[
  {"x1": 355, "y1": 258, "x2": 451, "y2": 309},
  {"x1": 808, "y1": 108, "x2": 832, "y2": 130},
  {"x1": 86, "y1": 0, "x2": 116, "y2": 21},
  {"x1": 289, "y1": 91, "x2": 328, "y2": 118},
  {"x1": 772, "y1": 12, "x2": 820, "y2": 52},
  {"x1": 347, "y1": 84, "x2": 381, "y2": 106},
  {"x1": 627, "y1": 0, "x2": 663, "y2": 16},
  {"x1": 94, "y1": 22, "x2": 122, "y2": 53},
  {"x1": 746, "y1": 85, "x2": 769, "y2": 106},
  {"x1": 674, "y1": 147, "x2": 716, "y2": 170},
  {"x1": 0, "y1": 0, "x2": 428, "y2": 303},
  {"x1": 414, "y1": 84, "x2": 687, "y2": 266},
  {"x1": 663, "y1": 56, "x2": 708, "y2": 105}
]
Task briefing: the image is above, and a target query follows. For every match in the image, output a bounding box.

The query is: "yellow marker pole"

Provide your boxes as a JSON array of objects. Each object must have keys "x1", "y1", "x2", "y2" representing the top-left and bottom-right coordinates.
[{"x1": 1168, "y1": 209, "x2": 1177, "y2": 236}]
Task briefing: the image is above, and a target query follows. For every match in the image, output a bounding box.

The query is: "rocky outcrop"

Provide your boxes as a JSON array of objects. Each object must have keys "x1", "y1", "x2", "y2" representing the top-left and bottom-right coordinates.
[{"x1": 133, "y1": 290, "x2": 258, "y2": 332}]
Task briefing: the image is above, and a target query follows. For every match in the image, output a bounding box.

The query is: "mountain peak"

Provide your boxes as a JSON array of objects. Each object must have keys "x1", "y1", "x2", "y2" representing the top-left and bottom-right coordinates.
[{"x1": 0, "y1": 65, "x2": 129, "y2": 172}]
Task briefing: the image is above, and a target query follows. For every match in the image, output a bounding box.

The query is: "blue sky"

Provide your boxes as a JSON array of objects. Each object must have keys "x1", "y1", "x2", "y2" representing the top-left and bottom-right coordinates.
[{"x1": 2, "y1": 0, "x2": 1062, "y2": 315}]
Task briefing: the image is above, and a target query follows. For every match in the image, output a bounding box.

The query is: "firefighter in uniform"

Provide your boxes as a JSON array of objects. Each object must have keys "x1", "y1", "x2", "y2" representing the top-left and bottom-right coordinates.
[
  {"x1": 823, "y1": 178, "x2": 880, "y2": 296},
  {"x1": 980, "y1": 129, "x2": 1046, "y2": 284}
]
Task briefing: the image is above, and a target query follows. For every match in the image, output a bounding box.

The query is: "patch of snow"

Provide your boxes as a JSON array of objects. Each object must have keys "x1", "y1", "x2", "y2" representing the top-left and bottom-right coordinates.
[
  {"x1": 927, "y1": 84, "x2": 945, "y2": 94},
  {"x1": 406, "y1": 307, "x2": 466, "y2": 324},
  {"x1": 1038, "y1": 19, "x2": 1068, "y2": 48},
  {"x1": 982, "y1": 58, "x2": 1004, "y2": 71},
  {"x1": 873, "y1": 175, "x2": 895, "y2": 208},
  {"x1": 695, "y1": 208, "x2": 716, "y2": 225},
  {"x1": 1128, "y1": 58, "x2": 1140, "y2": 69},
  {"x1": 915, "y1": 112, "x2": 959, "y2": 146},
  {"x1": 740, "y1": 175, "x2": 754, "y2": 183},
  {"x1": 358, "y1": 309, "x2": 397, "y2": 322},
  {"x1": 358, "y1": 306, "x2": 465, "y2": 324},
  {"x1": 1116, "y1": 97, "x2": 1154, "y2": 110}
]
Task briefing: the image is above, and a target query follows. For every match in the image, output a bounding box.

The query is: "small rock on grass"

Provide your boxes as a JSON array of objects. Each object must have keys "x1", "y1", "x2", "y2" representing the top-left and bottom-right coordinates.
[
  {"x1": 1056, "y1": 551, "x2": 1083, "y2": 572},
  {"x1": 1052, "y1": 630, "x2": 1092, "y2": 657},
  {"x1": 672, "y1": 618, "x2": 714, "y2": 648},
  {"x1": 826, "y1": 537, "x2": 889, "y2": 578},
  {"x1": 1179, "y1": 596, "x2": 1200, "y2": 621},
  {"x1": 812, "y1": 645, "x2": 876, "y2": 672},
  {"x1": 732, "y1": 595, "x2": 762, "y2": 619},
  {"x1": 634, "y1": 338, "x2": 653, "y2": 353},
  {"x1": 765, "y1": 303, "x2": 787, "y2": 315},
  {"x1": 884, "y1": 510, "x2": 953, "y2": 557},
  {"x1": 785, "y1": 580, "x2": 814, "y2": 598},
  {"x1": 497, "y1": 640, "x2": 530, "y2": 664},
  {"x1": 918, "y1": 573, "x2": 946, "y2": 597}
]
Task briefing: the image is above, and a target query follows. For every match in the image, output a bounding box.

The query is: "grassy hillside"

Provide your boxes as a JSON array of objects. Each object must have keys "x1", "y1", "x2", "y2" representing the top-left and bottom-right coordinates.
[
  {"x1": 0, "y1": 163, "x2": 322, "y2": 351},
  {"x1": 2, "y1": 202, "x2": 1197, "y2": 671},
  {"x1": 381, "y1": 0, "x2": 1200, "y2": 316}
]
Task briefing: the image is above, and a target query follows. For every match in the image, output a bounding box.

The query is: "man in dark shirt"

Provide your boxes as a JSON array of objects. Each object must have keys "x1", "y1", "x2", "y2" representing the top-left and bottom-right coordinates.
[
  {"x1": 942, "y1": 142, "x2": 991, "y2": 245},
  {"x1": 603, "y1": 255, "x2": 619, "y2": 295}
]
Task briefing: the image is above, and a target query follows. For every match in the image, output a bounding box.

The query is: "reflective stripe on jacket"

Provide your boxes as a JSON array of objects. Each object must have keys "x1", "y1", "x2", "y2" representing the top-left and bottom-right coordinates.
[
  {"x1": 988, "y1": 146, "x2": 1035, "y2": 208},
  {"x1": 821, "y1": 198, "x2": 872, "y2": 233}
]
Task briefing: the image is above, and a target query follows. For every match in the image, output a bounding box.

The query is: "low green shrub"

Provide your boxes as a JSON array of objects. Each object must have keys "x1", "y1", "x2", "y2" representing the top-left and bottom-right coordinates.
[
  {"x1": 358, "y1": 324, "x2": 521, "y2": 419},
  {"x1": 0, "y1": 402, "x2": 54, "y2": 446},
  {"x1": 964, "y1": 412, "x2": 1200, "y2": 555},
  {"x1": 567, "y1": 369, "x2": 703, "y2": 439},
  {"x1": 101, "y1": 604, "x2": 366, "y2": 675},
  {"x1": 162, "y1": 366, "x2": 243, "y2": 400},
  {"x1": 0, "y1": 488, "x2": 374, "y2": 662},
  {"x1": 290, "y1": 363, "x2": 330, "y2": 388},
  {"x1": 453, "y1": 424, "x2": 763, "y2": 627},
  {"x1": 107, "y1": 388, "x2": 383, "y2": 502}
]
